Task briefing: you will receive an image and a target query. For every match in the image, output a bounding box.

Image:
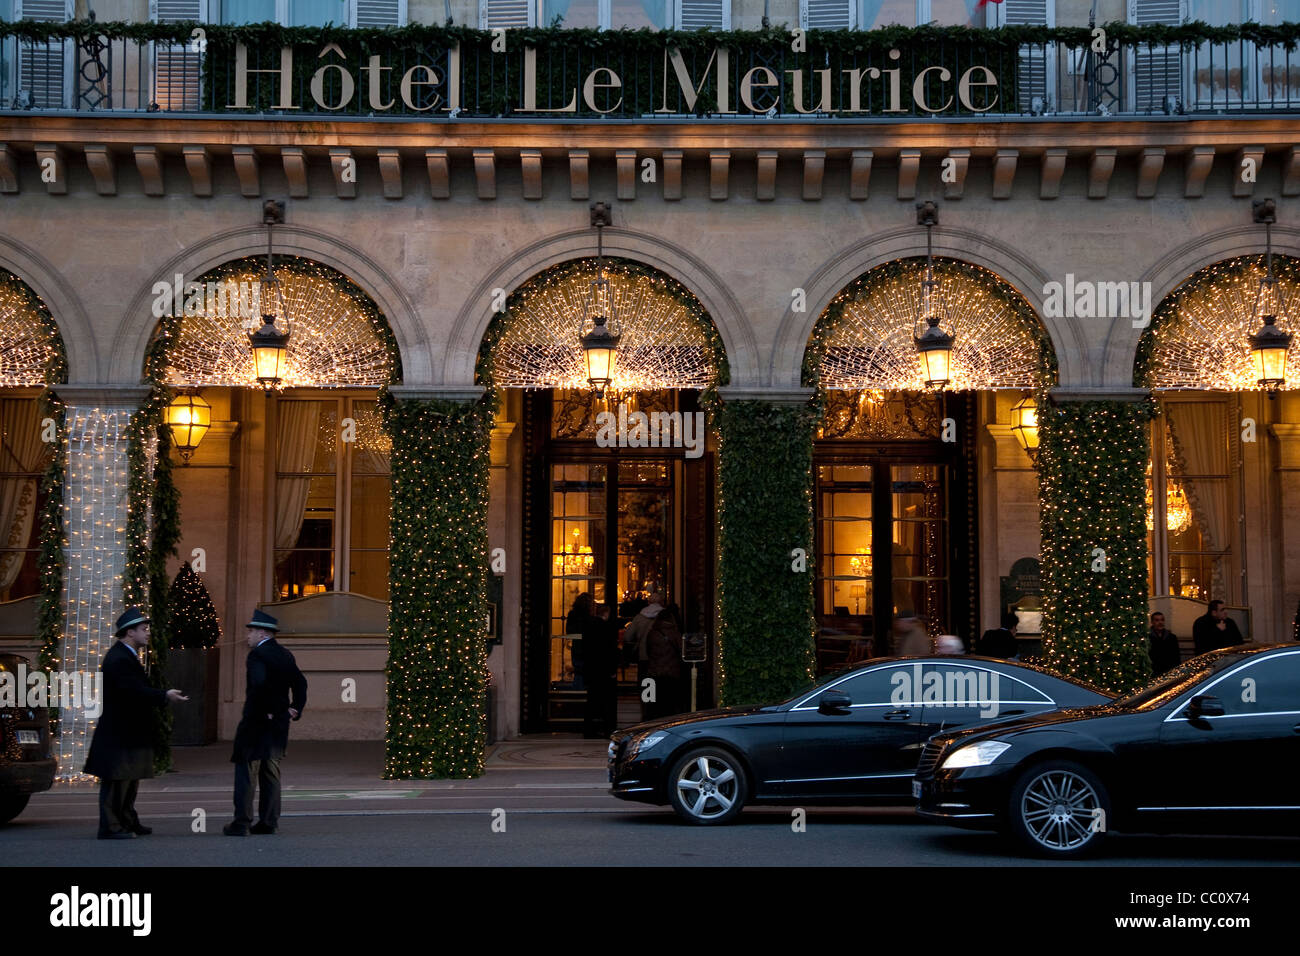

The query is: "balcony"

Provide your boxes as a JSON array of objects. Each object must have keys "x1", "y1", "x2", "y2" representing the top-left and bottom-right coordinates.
[{"x1": 1, "y1": 21, "x2": 1300, "y2": 121}]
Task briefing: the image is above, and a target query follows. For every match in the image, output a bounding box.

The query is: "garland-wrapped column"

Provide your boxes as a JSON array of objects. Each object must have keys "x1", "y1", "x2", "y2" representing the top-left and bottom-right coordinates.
[
  {"x1": 715, "y1": 390, "x2": 818, "y2": 706},
  {"x1": 382, "y1": 387, "x2": 492, "y2": 778},
  {"x1": 49, "y1": 386, "x2": 151, "y2": 780},
  {"x1": 1037, "y1": 393, "x2": 1156, "y2": 694}
]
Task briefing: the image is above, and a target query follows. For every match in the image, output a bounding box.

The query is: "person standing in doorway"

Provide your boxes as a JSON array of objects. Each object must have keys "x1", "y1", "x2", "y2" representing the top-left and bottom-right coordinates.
[
  {"x1": 224, "y1": 609, "x2": 307, "y2": 836},
  {"x1": 1148, "y1": 612, "x2": 1182, "y2": 675},
  {"x1": 84, "y1": 608, "x2": 189, "y2": 839},
  {"x1": 1192, "y1": 599, "x2": 1244, "y2": 656},
  {"x1": 976, "y1": 611, "x2": 1020, "y2": 659},
  {"x1": 623, "y1": 592, "x2": 665, "y2": 716},
  {"x1": 644, "y1": 602, "x2": 685, "y2": 720}
]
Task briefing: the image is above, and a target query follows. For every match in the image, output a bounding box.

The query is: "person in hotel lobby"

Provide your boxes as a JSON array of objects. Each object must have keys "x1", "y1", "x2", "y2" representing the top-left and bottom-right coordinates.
[
  {"x1": 1192, "y1": 599, "x2": 1244, "y2": 656},
  {"x1": 976, "y1": 611, "x2": 1020, "y2": 660},
  {"x1": 1147, "y1": 612, "x2": 1182, "y2": 676},
  {"x1": 84, "y1": 608, "x2": 189, "y2": 840},
  {"x1": 224, "y1": 609, "x2": 307, "y2": 837}
]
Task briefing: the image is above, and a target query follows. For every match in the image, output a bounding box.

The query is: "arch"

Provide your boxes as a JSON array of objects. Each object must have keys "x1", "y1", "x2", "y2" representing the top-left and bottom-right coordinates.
[
  {"x1": 774, "y1": 225, "x2": 1077, "y2": 389},
  {"x1": 444, "y1": 228, "x2": 755, "y2": 387},
  {"x1": 1109, "y1": 223, "x2": 1300, "y2": 389},
  {"x1": 110, "y1": 224, "x2": 428, "y2": 386},
  {"x1": 0, "y1": 236, "x2": 92, "y2": 383}
]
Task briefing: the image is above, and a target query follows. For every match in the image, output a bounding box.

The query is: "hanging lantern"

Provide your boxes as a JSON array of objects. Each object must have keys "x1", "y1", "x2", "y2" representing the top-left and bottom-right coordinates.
[
  {"x1": 1248, "y1": 199, "x2": 1292, "y2": 392},
  {"x1": 912, "y1": 201, "x2": 956, "y2": 390},
  {"x1": 1010, "y1": 395, "x2": 1039, "y2": 456},
  {"x1": 165, "y1": 390, "x2": 211, "y2": 464},
  {"x1": 579, "y1": 202, "x2": 621, "y2": 395},
  {"x1": 248, "y1": 200, "x2": 291, "y2": 390}
]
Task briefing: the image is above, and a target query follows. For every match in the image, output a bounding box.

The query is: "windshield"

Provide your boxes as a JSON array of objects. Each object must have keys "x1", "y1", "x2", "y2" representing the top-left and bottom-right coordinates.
[
  {"x1": 781, "y1": 667, "x2": 857, "y2": 704},
  {"x1": 1109, "y1": 655, "x2": 1224, "y2": 711}
]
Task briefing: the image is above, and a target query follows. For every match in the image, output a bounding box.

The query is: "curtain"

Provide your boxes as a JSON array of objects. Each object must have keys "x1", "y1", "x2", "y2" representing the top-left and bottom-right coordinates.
[
  {"x1": 1165, "y1": 402, "x2": 1231, "y2": 598},
  {"x1": 275, "y1": 401, "x2": 322, "y2": 564},
  {"x1": 220, "y1": 0, "x2": 276, "y2": 22},
  {"x1": 0, "y1": 399, "x2": 47, "y2": 591}
]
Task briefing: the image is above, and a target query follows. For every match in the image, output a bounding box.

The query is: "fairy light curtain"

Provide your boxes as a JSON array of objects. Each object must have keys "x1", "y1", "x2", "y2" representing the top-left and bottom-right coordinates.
[
  {"x1": 811, "y1": 258, "x2": 1048, "y2": 391},
  {"x1": 491, "y1": 259, "x2": 718, "y2": 391},
  {"x1": 160, "y1": 257, "x2": 395, "y2": 389},
  {"x1": 1143, "y1": 256, "x2": 1300, "y2": 391},
  {"x1": 0, "y1": 272, "x2": 60, "y2": 388}
]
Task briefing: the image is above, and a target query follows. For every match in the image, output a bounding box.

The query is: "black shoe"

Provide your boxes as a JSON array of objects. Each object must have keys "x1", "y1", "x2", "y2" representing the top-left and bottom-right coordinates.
[
  {"x1": 98, "y1": 831, "x2": 135, "y2": 840},
  {"x1": 222, "y1": 823, "x2": 248, "y2": 836},
  {"x1": 129, "y1": 825, "x2": 152, "y2": 836},
  {"x1": 250, "y1": 822, "x2": 276, "y2": 835}
]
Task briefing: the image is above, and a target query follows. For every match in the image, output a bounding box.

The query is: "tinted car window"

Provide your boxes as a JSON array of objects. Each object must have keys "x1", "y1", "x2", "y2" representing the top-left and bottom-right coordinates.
[
  {"x1": 1198, "y1": 652, "x2": 1300, "y2": 716},
  {"x1": 798, "y1": 666, "x2": 911, "y2": 707},
  {"x1": 920, "y1": 664, "x2": 1052, "y2": 705},
  {"x1": 1113, "y1": 658, "x2": 1222, "y2": 711}
]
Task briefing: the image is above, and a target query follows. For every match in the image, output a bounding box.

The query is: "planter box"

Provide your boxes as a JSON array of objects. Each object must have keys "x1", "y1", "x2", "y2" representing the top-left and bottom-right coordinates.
[{"x1": 164, "y1": 648, "x2": 217, "y2": 746}]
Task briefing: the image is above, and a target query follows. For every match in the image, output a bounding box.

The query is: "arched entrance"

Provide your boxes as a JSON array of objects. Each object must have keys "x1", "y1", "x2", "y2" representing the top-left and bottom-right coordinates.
[
  {"x1": 804, "y1": 256, "x2": 1055, "y2": 667},
  {"x1": 483, "y1": 256, "x2": 726, "y2": 733}
]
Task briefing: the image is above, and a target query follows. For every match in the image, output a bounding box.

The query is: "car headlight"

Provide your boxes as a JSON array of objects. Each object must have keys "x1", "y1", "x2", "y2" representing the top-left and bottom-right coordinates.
[
  {"x1": 940, "y1": 740, "x2": 1011, "y2": 769},
  {"x1": 627, "y1": 732, "x2": 669, "y2": 759}
]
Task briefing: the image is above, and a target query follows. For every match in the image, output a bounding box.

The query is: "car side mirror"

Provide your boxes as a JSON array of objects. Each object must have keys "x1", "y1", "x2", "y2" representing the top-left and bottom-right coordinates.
[
  {"x1": 1188, "y1": 695, "x2": 1225, "y2": 719},
  {"x1": 818, "y1": 690, "x2": 852, "y2": 716}
]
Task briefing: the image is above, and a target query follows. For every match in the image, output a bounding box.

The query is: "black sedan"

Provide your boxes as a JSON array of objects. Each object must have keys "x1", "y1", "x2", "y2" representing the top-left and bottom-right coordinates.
[
  {"x1": 609, "y1": 656, "x2": 1112, "y2": 824},
  {"x1": 914, "y1": 643, "x2": 1300, "y2": 857},
  {"x1": 0, "y1": 654, "x2": 57, "y2": 825}
]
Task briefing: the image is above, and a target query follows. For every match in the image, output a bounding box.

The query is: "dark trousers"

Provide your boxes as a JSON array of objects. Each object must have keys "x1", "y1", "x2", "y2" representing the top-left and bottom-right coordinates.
[
  {"x1": 233, "y1": 758, "x2": 282, "y2": 829},
  {"x1": 98, "y1": 778, "x2": 141, "y2": 836}
]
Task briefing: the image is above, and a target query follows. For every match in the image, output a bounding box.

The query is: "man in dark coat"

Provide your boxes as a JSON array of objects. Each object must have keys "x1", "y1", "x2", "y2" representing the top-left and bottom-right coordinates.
[
  {"x1": 976, "y1": 611, "x2": 1020, "y2": 659},
  {"x1": 1148, "y1": 612, "x2": 1182, "y2": 675},
  {"x1": 1193, "y1": 600, "x2": 1245, "y2": 656},
  {"x1": 83, "y1": 608, "x2": 188, "y2": 839},
  {"x1": 223, "y1": 609, "x2": 307, "y2": 836}
]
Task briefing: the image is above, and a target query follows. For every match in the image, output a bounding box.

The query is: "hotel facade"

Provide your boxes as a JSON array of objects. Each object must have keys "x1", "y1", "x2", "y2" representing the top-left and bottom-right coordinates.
[{"x1": 1, "y1": 0, "x2": 1299, "y2": 775}]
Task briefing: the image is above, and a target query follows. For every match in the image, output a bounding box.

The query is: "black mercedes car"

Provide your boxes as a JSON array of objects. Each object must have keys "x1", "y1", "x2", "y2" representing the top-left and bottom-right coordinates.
[
  {"x1": 609, "y1": 655, "x2": 1112, "y2": 824},
  {"x1": 914, "y1": 643, "x2": 1300, "y2": 857},
  {"x1": 0, "y1": 653, "x2": 57, "y2": 825}
]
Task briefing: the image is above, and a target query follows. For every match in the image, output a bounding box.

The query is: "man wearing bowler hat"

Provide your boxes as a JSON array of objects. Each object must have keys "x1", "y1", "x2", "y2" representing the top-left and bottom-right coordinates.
[
  {"x1": 224, "y1": 609, "x2": 307, "y2": 836},
  {"x1": 84, "y1": 608, "x2": 189, "y2": 839}
]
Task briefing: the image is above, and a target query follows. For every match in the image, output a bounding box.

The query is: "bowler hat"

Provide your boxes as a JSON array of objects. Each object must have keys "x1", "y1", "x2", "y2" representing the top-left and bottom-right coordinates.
[
  {"x1": 247, "y1": 608, "x2": 280, "y2": 632},
  {"x1": 114, "y1": 607, "x2": 150, "y2": 636}
]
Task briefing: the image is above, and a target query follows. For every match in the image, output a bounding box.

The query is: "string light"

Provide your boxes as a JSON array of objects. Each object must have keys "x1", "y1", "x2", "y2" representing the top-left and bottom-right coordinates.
[{"x1": 0, "y1": 277, "x2": 59, "y2": 387}]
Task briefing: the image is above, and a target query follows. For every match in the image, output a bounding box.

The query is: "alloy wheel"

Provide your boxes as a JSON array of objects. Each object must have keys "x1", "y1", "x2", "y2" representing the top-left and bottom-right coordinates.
[
  {"x1": 1019, "y1": 768, "x2": 1103, "y2": 852},
  {"x1": 674, "y1": 754, "x2": 741, "y2": 821}
]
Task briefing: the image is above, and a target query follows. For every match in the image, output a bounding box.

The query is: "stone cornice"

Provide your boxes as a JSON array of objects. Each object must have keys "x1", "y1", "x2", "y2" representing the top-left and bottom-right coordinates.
[
  {"x1": 387, "y1": 385, "x2": 486, "y2": 404},
  {"x1": 53, "y1": 384, "x2": 152, "y2": 407},
  {"x1": 1049, "y1": 387, "x2": 1152, "y2": 404},
  {"x1": 717, "y1": 386, "x2": 815, "y2": 406}
]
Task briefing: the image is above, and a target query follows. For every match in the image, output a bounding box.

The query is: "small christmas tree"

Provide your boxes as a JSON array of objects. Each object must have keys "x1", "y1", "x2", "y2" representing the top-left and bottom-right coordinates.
[{"x1": 169, "y1": 562, "x2": 222, "y2": 650}]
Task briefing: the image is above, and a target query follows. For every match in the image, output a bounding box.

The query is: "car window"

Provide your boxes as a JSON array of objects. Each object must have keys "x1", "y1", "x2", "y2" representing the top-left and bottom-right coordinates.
[
  {"x1": 1193, "y1": 652, "x2": 1300, "y2": 716},
  {"x1": 796, "y1": 665, "x2": 912, "y2": 708},
  {"x1": 919, "y1": 664, "x2": 1052, "y2": 706},
  {"x1": 1113, "y1": 657, "x2": 1222, "y2": 711}
]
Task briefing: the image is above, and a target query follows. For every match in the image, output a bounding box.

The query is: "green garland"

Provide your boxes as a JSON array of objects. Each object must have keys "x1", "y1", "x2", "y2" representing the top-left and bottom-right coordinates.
[
  {"x1": 715, "y1": 400, "x2": 818, "y2": 706},
  {"x1": 380, "y1": 394, "x2": 492, "y2": 778},
  {"x1": 1037, "y1": 397, "x2": 1156, "y2": 694}
]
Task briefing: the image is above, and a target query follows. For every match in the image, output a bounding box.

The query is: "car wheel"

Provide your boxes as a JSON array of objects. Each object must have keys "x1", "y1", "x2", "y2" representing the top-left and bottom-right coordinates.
[
  {"x1": 1008, "y1": 760, "x2": 1110, "y2": 858},
  {"x1": 667, "y1": 748, "x2": 748, "y2": 825},
  {"x1": 0, "y1": 793, "x2": 31, "y2": 826}
]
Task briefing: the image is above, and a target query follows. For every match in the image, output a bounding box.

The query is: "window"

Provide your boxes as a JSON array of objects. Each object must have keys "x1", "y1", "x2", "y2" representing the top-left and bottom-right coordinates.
[
  {"x1": 856, "y1": 0, "x2": 990, "y2": 28},
  {"x1": 272, "y1": 396, "x2": 391, "y2": 601},
  {"x1": 213, "y1": 0, "x2": 404, "y2": 26},
  {"x1": 0, "y1": 397, "x2": 51, "y2": 603},
  {"x1": 10, "y1": 0, "x2": 72, "y2": 110},
  {"x1": 483, "y1": 0, "x2": 722, "y2": 29},
  {"x1": 798, "y1": 665, "x2": 909, "y2": 708},
  {"x1": 1195, "y1": 653, "x2": 1300, "y2": 715}
]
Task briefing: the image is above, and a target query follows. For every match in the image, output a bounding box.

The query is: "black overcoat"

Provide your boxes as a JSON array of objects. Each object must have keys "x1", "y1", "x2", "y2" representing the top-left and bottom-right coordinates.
[
  {"x1": 83, "y1": 641, "x2": 167, "y2": 780},
  {"x1": 231, "y1": 638, "x2": 308, "y2": 763}
]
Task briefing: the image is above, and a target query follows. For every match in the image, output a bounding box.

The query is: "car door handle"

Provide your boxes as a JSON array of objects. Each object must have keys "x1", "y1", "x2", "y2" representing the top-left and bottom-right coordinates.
[
  {"x1": 883, "y1": 710, "x2": 912, "y2": 721},
  {"x1": 1293, "y1": 723, "x2": 1300, "y2": 734}
]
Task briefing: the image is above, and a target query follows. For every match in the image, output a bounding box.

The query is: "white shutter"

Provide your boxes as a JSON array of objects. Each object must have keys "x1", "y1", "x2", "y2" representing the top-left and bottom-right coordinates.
[
  {"x1": 13, "y1": 0, "x2": 71, "y2": 109},
  {"x1": 799, "y1": 0, "x2": 855, "y2": 30},
  {"x1": 675, "y1": 0, "x2": 728, "y2": 29},
  {"x1": 151, "y1": 0, "x2": 205, "y2": 111},
  {"x1": 1129, "y1": 0, "x2": 1185, "y2": 112},
  {"x1": 353, "y1": 0, "x2": 405, "y2": 26},
  {"x1": 481, "y1": 0, "x2": 533, "y2": 27},
  {"x1": 999, "y1": 0, "x2": 1053, "y2": 113}
]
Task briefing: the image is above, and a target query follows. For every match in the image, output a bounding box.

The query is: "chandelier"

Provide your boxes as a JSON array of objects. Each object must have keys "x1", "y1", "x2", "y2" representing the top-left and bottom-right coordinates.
[
  {"x1": 554, "y1": 528, "x2": 595, "y2": 577},
  {"x1": 1146, "y1": 479, "x2": 1193, "y2": 535},
  {"x1": 848, "y1": 546, "x2": 872, "y2": 578}
]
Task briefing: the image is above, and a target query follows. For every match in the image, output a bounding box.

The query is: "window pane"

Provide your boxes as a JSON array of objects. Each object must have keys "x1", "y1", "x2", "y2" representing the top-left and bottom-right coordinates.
[
  {"x1": 0, "y1": 398, "x2": 51, "y2": 602},
  {"x1": 220, "y1": 0, "x2": 277, "y2": 23},
  {"x1": 289, "y1": 0, "x2": 349, "y2": 25},
  {"x1": 893, "y1": 465, "x2": 946, "y2": 629},
  {"x1": 869, "y1": 0, "x2": 915, "y2": 27},
  {"x1": 927, "y1": 0, "x2": 980, "y2": 26},
  {"x1": 348, "y1": 401, "x2": 391, "y2": 475},
  {"x1": 552, "y1": 464, "x2": 607, "y2": 645},
  {"x1": 547, "y1": 0, "x2": 599, "y2": 28},
  {"x1": 612, "y1": 0, "x2": 666, "y2": 28}
]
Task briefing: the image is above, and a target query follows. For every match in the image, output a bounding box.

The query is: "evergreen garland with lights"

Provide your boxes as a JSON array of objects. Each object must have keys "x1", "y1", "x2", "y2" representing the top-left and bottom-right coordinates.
[
  {"x1": 380, "y1": 393, "x2": 493, "y2": 779},
  {"x1": 1036, "y1": 396, "x2": 1157, "y2": 694},
  {"x1": 169, "y1": 562, "x2": 222, "y2": 650},
  {"x1": 714, "y1": 400, "x2": 818, "y2": 706}
]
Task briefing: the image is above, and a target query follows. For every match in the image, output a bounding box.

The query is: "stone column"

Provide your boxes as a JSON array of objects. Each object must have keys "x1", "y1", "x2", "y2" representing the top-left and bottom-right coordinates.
[
  {"x1": 713, "y1": 386, "x2": 818, "y2": 706},
  {"x1": 51, "y1": 385, "x2": 151, "y2": 779}
]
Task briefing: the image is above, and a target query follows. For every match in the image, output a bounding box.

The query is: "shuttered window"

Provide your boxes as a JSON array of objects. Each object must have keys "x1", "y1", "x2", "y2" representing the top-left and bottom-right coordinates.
[
  {"x1": 1129, "y1": 0, "x2": 1185, "y2": 112},
  {"x1": 152, "y1": 0, "x2": 205, "y2": 111},
  {"x1": 481, "y1": 0, "x2": 534, "y2": 27},
  {"x1": 800, "y1": 0, "x2": 856, "y2": 29},
  {"x1": 675, "y1": 0, "x2": 728, "y2": 28},
  {"x1": 353, "y1": 0, "x2": 403, "y2": 26},
  {"x1": 999, "y1": 0, "x2": 1053, "y2": 112},
  {"x1": 13, "y1": 0, "x2": 71, "y2": 109}
]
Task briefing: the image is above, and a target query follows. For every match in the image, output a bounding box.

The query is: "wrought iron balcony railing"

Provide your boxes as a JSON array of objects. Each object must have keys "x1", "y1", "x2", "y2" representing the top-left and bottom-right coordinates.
[{"x1": 1, "y1": 21, "x2": 1299, "y2": 119}]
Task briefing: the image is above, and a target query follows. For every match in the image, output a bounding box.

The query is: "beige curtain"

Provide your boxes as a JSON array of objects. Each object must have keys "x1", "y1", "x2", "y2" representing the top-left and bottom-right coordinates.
[
  {"x1": 1165, "y1": 401, "x2": 1231, "y2": 598},
  {"x1": 0, "y1": 399, "x2": 48, "y2": 591},
  {"x1": 274, "y1": 401, "x2": 322, "y2": 564}
]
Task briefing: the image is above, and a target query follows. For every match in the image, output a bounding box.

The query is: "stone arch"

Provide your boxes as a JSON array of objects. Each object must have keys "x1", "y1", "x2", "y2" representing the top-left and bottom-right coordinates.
[
  {"x1": 0, "y1": 236, "x2": 92, "y2": 383},
  {"x1": 773, "y1": 225, "x2": 1074, "y2": 389},
  {"x1": 109, "y1": 224, "x2": 428, "y2": 386},
  {"x1": 1111, "y1": 223, "x2": 1300, "y2": 389},
  {"x1": 444, "y1": 228, "x2": 754, "y2": 387}
]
